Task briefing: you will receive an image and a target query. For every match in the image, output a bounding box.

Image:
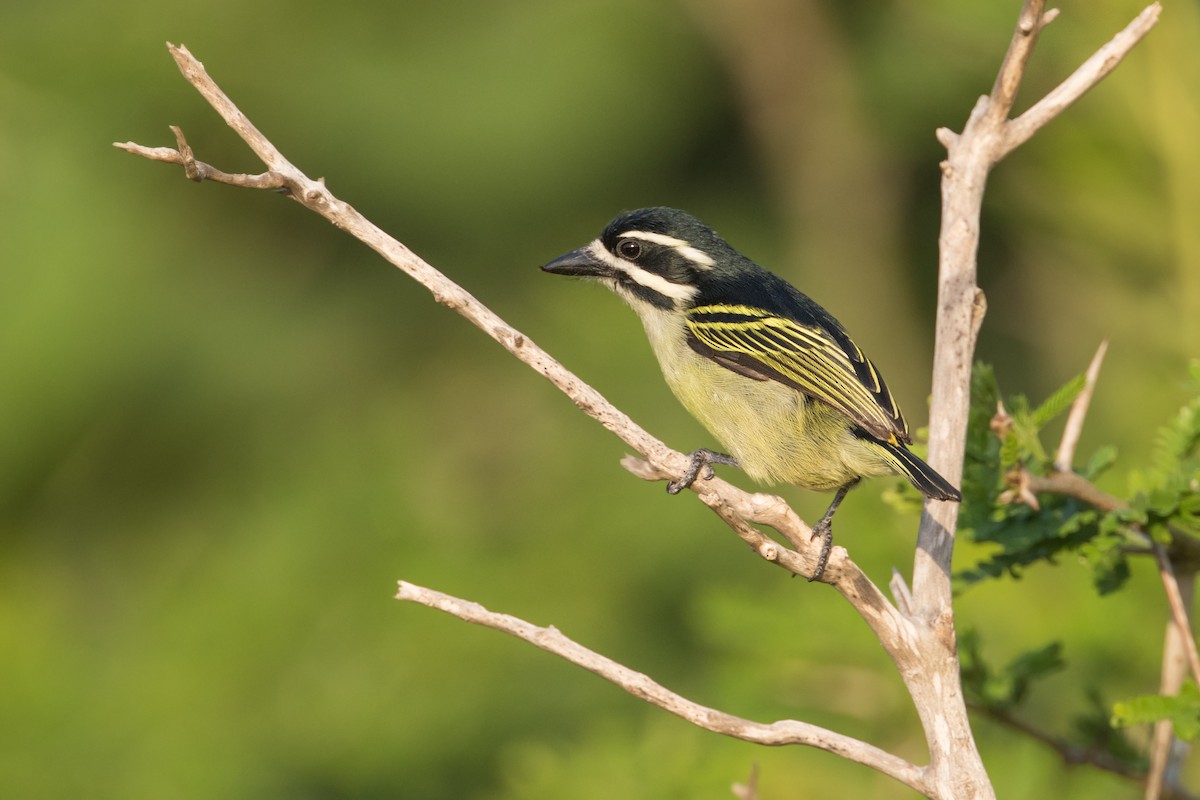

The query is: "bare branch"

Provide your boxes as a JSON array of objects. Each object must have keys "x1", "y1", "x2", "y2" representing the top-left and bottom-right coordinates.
[
  {"x1": 115, "y1": 127, "x2": 288, "y2": 190},
  {"x1": 1004, "y1": 4, "x2": 1163, "y2": 158},
  {"x1": 395, "y1": 580, "x2": 930, "y2": 793},
  {"x1": 1055, "y1": 339, "x2": 1109, "y2": 472},
  {"x1": 1025, "y1": 470, "x2": 1124, "y2": 512},
  {"x1": 986, "y1": 0, "x2": 1049, "y2": 125},
  {"x1": 163, "y1": 44, "x2": 298, "y2": 174},
  {"x1": 116, "y1": 48, "x2": 689, "y2": 489}
]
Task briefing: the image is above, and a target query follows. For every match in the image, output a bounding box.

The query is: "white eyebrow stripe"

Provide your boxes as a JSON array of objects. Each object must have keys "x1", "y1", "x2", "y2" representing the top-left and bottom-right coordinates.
[
  {"x1": 586, "y1": 240, "x2": 699, "y2": 302},
  {"x1": 617, "y1": 230, "x2": 716, "y2": 269},
  {"x1": 585, "y1": 239, "x2": 628, "y2": 271}
]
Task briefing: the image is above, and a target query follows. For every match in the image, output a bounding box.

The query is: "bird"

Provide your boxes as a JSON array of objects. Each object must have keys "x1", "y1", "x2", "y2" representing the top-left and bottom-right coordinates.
[{"x1": 541, "y1": 207, "x2": 960, "y2": 581}]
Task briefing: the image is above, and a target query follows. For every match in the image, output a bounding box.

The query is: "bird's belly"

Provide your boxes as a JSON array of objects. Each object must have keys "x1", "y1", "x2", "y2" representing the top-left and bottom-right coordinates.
[{"x1": 663, "y1": 359, "x2": 895, "y2": 491}]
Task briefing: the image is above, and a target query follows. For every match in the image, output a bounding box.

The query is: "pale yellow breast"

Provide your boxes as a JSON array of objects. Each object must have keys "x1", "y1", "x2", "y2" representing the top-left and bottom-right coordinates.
[{"x1": 638, "y1": 308, "x2": 898, "y2": 491}]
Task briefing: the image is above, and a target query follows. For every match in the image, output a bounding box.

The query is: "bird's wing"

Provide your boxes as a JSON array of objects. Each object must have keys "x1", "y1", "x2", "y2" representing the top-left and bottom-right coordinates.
[{"x1": 685, "y1": 303, "x2": 910, "y2": 443}]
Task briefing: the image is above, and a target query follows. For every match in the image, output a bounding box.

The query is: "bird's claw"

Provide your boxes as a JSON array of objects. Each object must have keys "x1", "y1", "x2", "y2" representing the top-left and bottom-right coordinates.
[
  {"x1": 808, "y1": 520, "x2": 834, "y2": 582},
  {"x1": 666, "y1": 448, "x2": 738, "y2": 494}
]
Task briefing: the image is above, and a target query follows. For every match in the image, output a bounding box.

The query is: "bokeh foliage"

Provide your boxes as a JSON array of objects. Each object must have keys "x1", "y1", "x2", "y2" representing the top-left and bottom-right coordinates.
[
  {"x1": 2, "y1": 1, "x2": 1197, "y2": 797},
  {"x1": 951, "y1": 358, "x2": 1200, "y2": 778}
]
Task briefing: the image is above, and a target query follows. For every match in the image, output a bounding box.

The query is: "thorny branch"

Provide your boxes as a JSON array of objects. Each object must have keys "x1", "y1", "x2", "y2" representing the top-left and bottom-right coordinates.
[
  {"x1": 1001, "y1": 393, "x2": 1200, "y2": 692},
  {"x1": 1056, "y1": 340, "x2": 1108, "y2": 472},
  {"x1": 998, "y1": 341, "x2": 1200, "y2": 798}
]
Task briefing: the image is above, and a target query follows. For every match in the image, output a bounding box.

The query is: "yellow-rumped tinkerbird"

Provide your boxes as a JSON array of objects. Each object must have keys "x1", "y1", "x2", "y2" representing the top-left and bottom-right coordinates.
[{"x1": 542, "y1": 207, "x2": 960, "y2": 581}]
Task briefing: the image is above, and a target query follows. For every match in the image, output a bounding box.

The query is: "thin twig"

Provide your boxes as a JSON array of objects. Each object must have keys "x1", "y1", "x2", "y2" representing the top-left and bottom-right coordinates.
[
  {"x1": 1148, "y1": 572, "x2": 1197, "y2": 800},
  {"x1": 1025, "y1": 471, "x2": 1124, "y2": 512},
  {"x1": 1055, "y1": 339, "x2": 1109, "y2": 472},
  {"x1": 1012, "y1": 460, "x2": 1200, "y2": 773},
  {"x1": 113, "y1": 139, "x2": 287, "y2": 191},
  {"x1": 1153, "y1": 545, "x2": 1200, "y2": 688},
  {"x1": 731, "y1": 764, "x2": 760, "y2": 800},
  {"x1": 395, "y1": 580, "x2": 930, "y2": 793},
  {"x1": 112, "y1": 52, "x2": 692, "y2": 505},
  {"x1": 1003, "y1": 4, "x2": 1163, "y2": 158},
  {"x1": 984, "y1": 694, "x2": 1200, "y2": 800},
  {"x1": 973, "y1": 702, "x2": 1147, "y2": 782},
  {"x1": 986, "y1": 0, "x2": 1049, "y2": 125}
]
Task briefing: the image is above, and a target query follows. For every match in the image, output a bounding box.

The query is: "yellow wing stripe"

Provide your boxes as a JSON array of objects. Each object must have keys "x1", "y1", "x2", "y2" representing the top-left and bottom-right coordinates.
[{"x1": 687, "y1": 304, "x2": 908, "y2": 439}]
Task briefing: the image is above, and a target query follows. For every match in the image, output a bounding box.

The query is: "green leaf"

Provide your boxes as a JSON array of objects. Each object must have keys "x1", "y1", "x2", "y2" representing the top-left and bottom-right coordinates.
[
  {"x1": 1005, "y1": 642, "x2": 1065, "y2": 705},
  {"x1": 1150, "y1": 385, "x2": 1200, "y2": 476},
  {"x1": 1078, "y1": 527, "x2": 1131, "y2": 594},
  {"x1": 1073, "y1": 689, "x2": 1147, "y2": 772},
  {"x1": 958, "y1": 629, "x2": 1064, "y2": 711},
  {"x1": 1112, "y1": 682, "x2": 1200, "y2": 741},
  {"x1": 1082, "y1": 444, "x2": 1118, "y2": 480},
  {"x1": 1031, "y1": 372, "x2": 1086, "y2": 428},
  {"x1": 959, "y1": 360, "x2": 1200, "y2": 594}
]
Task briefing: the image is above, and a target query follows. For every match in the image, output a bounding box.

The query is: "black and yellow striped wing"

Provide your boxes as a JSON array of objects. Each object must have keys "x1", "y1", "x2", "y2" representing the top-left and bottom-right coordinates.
[{"x1": 685, "y1": 303, "x2": 911, "y2": 444}]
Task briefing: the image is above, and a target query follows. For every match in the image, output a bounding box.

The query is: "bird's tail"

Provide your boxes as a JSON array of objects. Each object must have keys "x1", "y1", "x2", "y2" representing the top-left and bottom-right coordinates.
[{"x1": 878, "y1": 439, "x2": 962, "y2": 502}]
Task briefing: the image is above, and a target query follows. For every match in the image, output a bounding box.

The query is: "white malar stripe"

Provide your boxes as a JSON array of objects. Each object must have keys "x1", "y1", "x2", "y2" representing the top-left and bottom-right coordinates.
[
  {"x1": 585, "y1": 240, "x2": 698, "y2": 303},
  {"x1": 617, "y1": 230, "x2": 716, "y2": 269}
]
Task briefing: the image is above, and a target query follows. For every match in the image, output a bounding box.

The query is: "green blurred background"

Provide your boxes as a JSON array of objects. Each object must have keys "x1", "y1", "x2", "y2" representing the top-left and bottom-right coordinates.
[{"x1": 2, "y1": 1, "x2": 1197, "y2": 797}]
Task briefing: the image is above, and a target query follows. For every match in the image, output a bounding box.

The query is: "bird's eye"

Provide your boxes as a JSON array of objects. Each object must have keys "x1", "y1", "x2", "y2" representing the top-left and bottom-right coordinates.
[{"x1": 617, "y1": 239, "x2": 642, "y2": 260}]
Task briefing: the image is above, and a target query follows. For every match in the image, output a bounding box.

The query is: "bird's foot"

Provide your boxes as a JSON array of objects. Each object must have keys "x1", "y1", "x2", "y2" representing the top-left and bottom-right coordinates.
[
  {"x1": 804, "y1": 478, "x2": 859, "y2": 582},
  {"x1": 808, "y1": 519, "x2": 834, "y2": 582},
  {"x1": 666, "y1": 448, "x2": 739, "y2": 494}
]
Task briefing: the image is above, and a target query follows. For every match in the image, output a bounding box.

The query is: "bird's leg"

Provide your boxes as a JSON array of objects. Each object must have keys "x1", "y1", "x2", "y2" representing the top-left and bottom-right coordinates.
[
  {"x1": 807, "y1": 478, "x2": 860, "y2": 582},
  {"x1": 666, "y1": 448, "x2": 740, "y2": 494}
]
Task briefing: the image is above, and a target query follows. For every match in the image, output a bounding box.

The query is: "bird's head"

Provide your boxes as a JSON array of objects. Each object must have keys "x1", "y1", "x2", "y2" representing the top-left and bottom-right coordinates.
[{"x1": 541, "y1": 207, "x2": 752, "y2": 313}]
